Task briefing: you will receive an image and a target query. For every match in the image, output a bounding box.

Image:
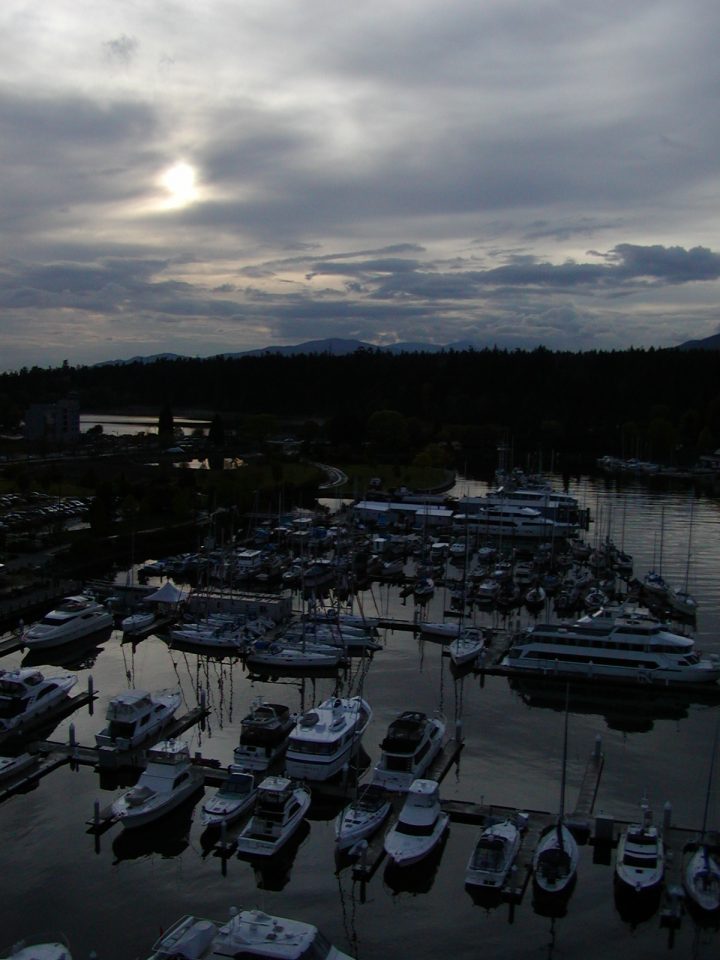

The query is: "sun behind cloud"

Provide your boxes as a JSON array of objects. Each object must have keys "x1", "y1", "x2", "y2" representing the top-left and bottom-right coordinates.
[{"x1": 159, "y1": 161, "x2": 198, "y2": 208}]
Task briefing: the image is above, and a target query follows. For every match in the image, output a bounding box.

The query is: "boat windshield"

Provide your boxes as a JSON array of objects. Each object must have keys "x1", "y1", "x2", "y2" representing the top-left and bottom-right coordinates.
[
  {"x1": 0, "y1": 697, "x2": 29, "y2": 718},
  {"x1": 396, "y1": 819, "x2": 437, "y2": 837}
]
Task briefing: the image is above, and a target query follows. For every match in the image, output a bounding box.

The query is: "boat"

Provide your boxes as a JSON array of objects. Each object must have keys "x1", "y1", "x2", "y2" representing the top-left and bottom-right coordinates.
[
  {"x1": 145, "y1": 906, "x2": 355, "y2": 960},
  {"x1": 233, "y1": 698, "x2": 296, "y2": 771},
  {"x1": 532, "y1": 691, "x2": 579, "y2": 900},
  {"x1": 1, "y1": 935, "x2": 72, "y2": 960},
  {"x1": 120, "y1": 608, "x2": 157, "y2": 636},
  {"x1": 334, "y1": 782, "x2": 392, "y2": 852},
  {"x1": 0, "y1": 668, "x2": 78, "y2": 736},
  {"x1": 245, "y1": 639, "x2": 345, "y2": 672},
  {"x1": 22, "y1": 595, "x2": 113, "y2": 649},
  {"x1": 372, "y1": 710, "x2": 446, "y2": 792},
  {"x1": 94, "y1": 688, "x2": 182, "y2": 752},
  {"x1": 383, "y1": 777, "x2": 449, "y2": 867},
  {"x1": 111, "y1": 738, "x2": 204, "y2": 829},
  {"x1": 503, "y1": 602, "x2": 720, "y2": 685},
  {"x1": 0, "y1": 752, "x2": 38, "y2": 784},
  {"x1": 448, "y1": 625, "x2": 486, "y2": 667},
  {"x1": 683, "y1": 712, "x2": 720, "y2": 912},
  {"x1": 284, "y1": 696, "x2": 372, "y2": 783},
  {"x1": 418, "y1": 620, "x2": 460, "y2": 641},
  {"x1": 234, "y1": 775, "x2": 311, "y2": 857},
  {"x1": 465, "y1": 814, "x2": 527, "y2": 890},
  {"x1": 200, "y1": 765, "x2": 257, "y2": 828},
  {"x1": 615, "y1": 799, "x2": 664, "y2": 895}
]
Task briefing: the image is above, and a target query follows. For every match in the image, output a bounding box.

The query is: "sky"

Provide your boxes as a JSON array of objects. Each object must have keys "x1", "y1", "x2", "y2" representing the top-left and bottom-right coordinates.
[{"x1": 1, "y1": 0, "x2": 720, "y2": 372}]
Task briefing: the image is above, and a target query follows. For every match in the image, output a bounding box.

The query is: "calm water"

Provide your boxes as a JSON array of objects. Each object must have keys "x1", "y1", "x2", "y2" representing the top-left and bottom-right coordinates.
[{"x1": 1, "y1": 474, "x2": 719, "y2": 959}]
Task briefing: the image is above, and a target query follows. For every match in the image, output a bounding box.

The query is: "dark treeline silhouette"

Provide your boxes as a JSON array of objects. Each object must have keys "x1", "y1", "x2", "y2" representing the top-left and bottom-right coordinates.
[{"x1": 1, "y1": 346, "x2": 719, "y2": 468}]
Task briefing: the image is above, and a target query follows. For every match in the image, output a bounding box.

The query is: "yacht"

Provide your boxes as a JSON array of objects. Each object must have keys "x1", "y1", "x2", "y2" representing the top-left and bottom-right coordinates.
[
  {"x1": 466, "y1": 815, "x2": 526, "y2": 890},
  {"x1": 111, "y1": 739, "x2": 204, "y2": 829},
  {"x1": 284, "y1": 696, "x2": 372, "y2": 783},
  {"x1": 22, "y1": 595, "x2": 113, "y2": 649},
  {"x1": 334, "y1": 782, "x2": 392, "y2": 852},
  {"x1": 146, "y1": 906, "x2": 355, "y2": 960},
  {"x1": 453, "y1": 503, "x2": 570, "y2": 540},
  {"x1": 615, "y1": 801, "x2": 664, "y2": 895},
  {"x1": 0, "y1": 668, "x2": 78, "y2": 736},
  {"x1": 383, "y1": 778, "x2": 449, "y2": 867},
  {"x1": 245, "y1": 639, "x2": 345, "y2": 672},
  {"x1": 372, "y1": 710, "x2": 446, "y2": 792},
  {"x1": 502, "y1": 603, "x2": 720, "y2": 685},
  {"x1": 448, "y1": 625, "x2": 486, "y2": 667},
  {"x1": 200, "y1": 766, "x2": 257, "y2": 828},
  {"x1": 235, "y1": 775, "x2": 310, "y2": 857},
  {"x1": 233, "y1": 698, "x2": 296, "y2": 771},
  {"x1": 94, "y1": 688, "x2": 182, "y2": 752}
]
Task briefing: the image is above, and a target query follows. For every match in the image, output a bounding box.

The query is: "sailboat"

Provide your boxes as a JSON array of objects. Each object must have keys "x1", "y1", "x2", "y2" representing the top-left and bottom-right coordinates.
[
  {"x1": 669, "y1": 497, "x2": 699, "y2": 620},
  {"x1": 532, "y1": 687, "x2": 579, "y2": 902},
  {"x1": 683, "y1": 712, "x2": 720, "y2": 913}
]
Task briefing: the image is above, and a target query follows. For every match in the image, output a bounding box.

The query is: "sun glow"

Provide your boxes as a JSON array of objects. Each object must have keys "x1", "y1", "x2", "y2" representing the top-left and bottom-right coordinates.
[{"x1": 160, "y1": 161, "x2": 198, "y2": 207}]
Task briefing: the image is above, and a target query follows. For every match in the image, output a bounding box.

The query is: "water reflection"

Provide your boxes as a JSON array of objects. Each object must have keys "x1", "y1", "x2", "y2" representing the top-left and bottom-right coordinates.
[
  {"x1": 109, "y1": 797, "x2": 200, "y2": 864},
  {"x1": 383, "y1": 830, "x2": 449, "y2": 896},
  {"x1": 22, "y1": 628, "x2": 111, "y2": 670},
  {"x1": 236, "y1": 819, "x2": 310, "y2": 891}
]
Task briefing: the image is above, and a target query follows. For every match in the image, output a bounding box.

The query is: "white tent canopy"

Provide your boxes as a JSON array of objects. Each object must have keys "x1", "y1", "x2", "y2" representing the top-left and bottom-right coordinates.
[{"x1": 144, "y1": 580, "x2": 186, "y2": 604}]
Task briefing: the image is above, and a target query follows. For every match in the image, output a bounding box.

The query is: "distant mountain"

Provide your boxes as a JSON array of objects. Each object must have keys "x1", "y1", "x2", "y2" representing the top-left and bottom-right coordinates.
[
  {"x1": 97, "y1": 338, "x2": 484, "y2": 365},
  {"x1": 676, "y1": 331, "x2": 720, "y2": 350}
]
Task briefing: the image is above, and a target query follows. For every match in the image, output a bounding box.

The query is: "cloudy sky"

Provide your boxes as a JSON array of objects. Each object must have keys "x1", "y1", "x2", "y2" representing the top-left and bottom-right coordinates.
[{"x1": 1, "y1": 0, "x2": 719, "y2": 371}]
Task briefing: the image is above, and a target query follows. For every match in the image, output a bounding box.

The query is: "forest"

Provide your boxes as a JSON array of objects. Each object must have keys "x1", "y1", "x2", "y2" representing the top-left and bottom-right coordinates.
[{"x1": 1, "y1": 346, "x2": 719, "y2": 472}]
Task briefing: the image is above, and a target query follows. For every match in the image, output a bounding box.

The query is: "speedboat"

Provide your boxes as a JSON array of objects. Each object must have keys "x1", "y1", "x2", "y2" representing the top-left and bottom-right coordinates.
[
  {"x1": 383, "y1": 778, "x2": 449, "y2": 867},
  {"x1": 503, "y1": 602, "x2": 720, "y2": 685},
  {"x1": 532, "y1": 820, "x2": 579, "y2": 897},
  {"x1": 615, "y1": 801, "x2": 664, "y2": 895},
  {"x1": 95, "y1": 688, "x2": 182, "y2": 752},
  {"x1": 0, "y1": 668, "x2": 78, "y2": 736},
  {"x1": 285, "y1": 696, "x2": 372, "y2": 783},
  {"x1": 372, "y1": 710, "x2": 446, "y2": 792},
  {"x1": 334, "y1": 782, "x2": 392, "y2": 852},
  {"x1": 200, "y1": 766, "x2": 257, "y2": 828},
  {"x1": 233, "y1": 698, "x2": 296, "y2": 771},
  {"x1": 23, "y1": 595, "x2": 113, "y2": 649},
  {"x1": 448, "y1": 625, "x2": 486, "y2": 667},
  {"x1": 235, "y1": 775, "x2": 310, "y2": 857},
  {"x1": 145, "y1": 906, "x2": 355, "y2": 960},
  {"x1": 111, "y1": 739, "x2": 204, "y2": 829},
  {"x1": 683, "y1": 843, "x2": 720, "y2": 913},
  {"x1": 466, "y1": 815, "x2": 525, "y2": 890}
]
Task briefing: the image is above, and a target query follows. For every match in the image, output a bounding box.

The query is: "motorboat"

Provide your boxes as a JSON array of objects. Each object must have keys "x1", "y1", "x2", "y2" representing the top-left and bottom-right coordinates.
[
  {"x1": 1, "y1": 935, "x2": 72, "y2": 960},
  {"x1": 465, "y1": 814, "x2": 526, "y2": 890},
  {"x1": 233, "y1": 698, "x2": 296, "y2": 771},
  {"x1": 120, "y1": 609, "x2": 157, "y2": 636},
  {"x1": 334, "y1": 782, "x2": 392, "y2": 852},
  {"x1": 683, "y1": 843, "x2": 720, "y2": 913},
  {"x1": 0, "y1": 668, "x2": 78, "y2": 736},
  {"x1": 532, "y1": 821, "x2": 579, "y2": 897},
  {"x1": 285, "y1": 696, "x2": 372, "y2": 783},
  {"x1": 615, "y1": 800, "x2": 664, "y2": 895},
  {"x1": 22, "y1": 595, "x2": 113, "y2": 649},
  {"x1": 448, "y1": 625, "x2": 486, "y2": 667},
  {"x1": 200, "y1": 766, "x2": 257, "y2": 828},
  {"x1": 235, "y1": 775, "x2": 310, "y2": 857},
  {"x1": 372, "y1": 710, "x2": 446, "y2": 792},
  {"x1": 503, "y1": 602, "x2": 720, "y2": 685},
  {"x1": 383, "y1": 778, "x2": 449, "y2": 867},
  {"x1": 111, "y1": 738, "x2": 204, "y2": 829},
  {"x1": 95, "y1": 688, "x2": 182, "y2": 752},
  {"x1": 146, "y1": 906, "x2": 355, "y2": 960}
]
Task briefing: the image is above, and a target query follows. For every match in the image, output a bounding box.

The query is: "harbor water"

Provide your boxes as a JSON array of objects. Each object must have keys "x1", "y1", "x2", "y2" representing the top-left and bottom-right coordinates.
[{"x1": 1, "y1": 473, "x2": 719, "y2": 959}]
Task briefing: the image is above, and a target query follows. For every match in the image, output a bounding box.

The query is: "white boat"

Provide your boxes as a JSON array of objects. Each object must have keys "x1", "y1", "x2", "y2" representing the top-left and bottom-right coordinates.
[
  {"x1": 372, "y1": 710, "x2": 446, "y2": 792},
  {"x1": 0, "y1": 752, "x2": 38, "y2": 783},
  {"x1": 169, "y1": 620, "x2": 247, "y2": 651},
  {"x1": 615, "y1": 800, "x2": 664, "y2": 894},
  {"x1": 285, "y1": 696, "x2": 372, "y2": 783},
  {"x1": 683, "y1": 843, "x2": 720, "y2": 913},
  {"x1": 1, "y1": 935, "x2": 72, "y2": 960},
  {"x1": 532, "y1": 821, "x2": 579, "y2": 897},
  {"x1": 200, "y1": 765, "x2": 257, "y2": 828},
  {"x1": 466, "y1": 815, "x2": 525, "y2": 889},
  {"x1": 503, "y1": 603, "x2": 720, "y2": 685},
  {"x1": 334, "y1": 782, "x2": 392, "y2": 852},
  {"x1": 120, "y1": 609, "x2": 157, "y2": 636},
  {"x1": 448, "y1": 625, "x2": 486, "y2": 666},
  {"x1": 146, "y1": 907, "x2": 355, "y2": 960},
  {"x1": 111, "y1": 738, "x2": 204, "y2": 829},
  {"x1": 383, "y1": 777, "x2": 449, "y2": 867},
  {"x1": 235, "y1": 775, "x2": 310, "y2": 857},
  {"x1": 233, "y1": 698, "x2": 296, "y2": 771},
  {"x1": 95, "y1": 688, "x2": 182, "y2": 752},
  {"x1": 22, "y1": 595, "x2": 113, "y2": 649},
  {"x1": 418, "y1": 620, "x2": 460, "y2": 640},
  {"x1": 245, "y1": 639, "x2": 345, "y2": 671},
  {"x1": 0, "y1": 668, "x2": 78, "y2": 736}
]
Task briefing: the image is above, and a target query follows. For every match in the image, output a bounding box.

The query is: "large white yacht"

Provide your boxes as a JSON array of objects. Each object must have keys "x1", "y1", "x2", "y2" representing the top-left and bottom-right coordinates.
[
  {"x1": 23, "y1": 595, "x2": 113, "y2": 649},
  {"x1": 615, "y1": 800, "x2": 665, "y2": 895},
  {"x1": 372, "y1": 710, "x2": 446, "y2": 792},
  {"x1": 233, "y1": 698, "x2": 296, "y2": 771},
  {"x1": 383, "y1": 777, "x2": 449, "y2": 867},
  {"x1": 111, "y1": 739, "x2": 204, "y2": 828},
  {"x1": 94, "y1": 688, "x2": 182, "y2": 752},
  {"x1": 284, "y1": 696, "x2": 372, "y2": 783},
  {"x1": 503, "y1": 603, "x2": 720, "y2": 685},
  {"x1": 0, "y1": 668, "x2": 78, "y2": 736},
  {"x1": 146, "y1": 906, "x2": 355, "y2": 960}
]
